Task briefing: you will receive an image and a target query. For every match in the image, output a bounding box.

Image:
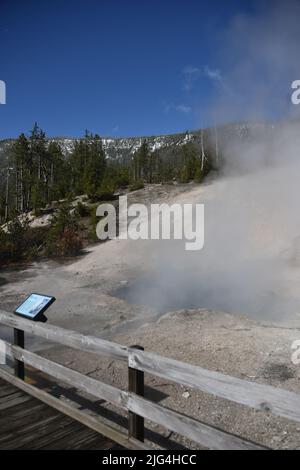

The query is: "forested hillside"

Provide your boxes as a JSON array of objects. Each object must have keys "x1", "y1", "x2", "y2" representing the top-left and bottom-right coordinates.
[
  {"x1": 0, "y1": 122, "x2": 219, "y2": 265},
  {"x1": 1, "y1": 118, "x2": 287, "y2": 265},
  {"x1": 0, "y1": 123, "x2": 218, "y2": 223}
]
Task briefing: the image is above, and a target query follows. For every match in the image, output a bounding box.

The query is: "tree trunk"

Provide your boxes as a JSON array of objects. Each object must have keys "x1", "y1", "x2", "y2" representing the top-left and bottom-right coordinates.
[
  {"x1": 201, "y1": 129, "x2": 206, "y2": 172},
  {"x1": 5, "y1": 169, "x2": 10, "y2": 221},
  {"x1": 215, "y1": 125, "x2": 219, "y2": 168}
]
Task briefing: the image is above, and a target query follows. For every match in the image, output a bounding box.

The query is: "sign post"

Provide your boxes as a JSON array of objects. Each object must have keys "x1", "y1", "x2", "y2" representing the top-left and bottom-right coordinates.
[
  {"x1": 128, "y1": 345, "x2": 145, "y2": 442},
  {"x1": 13, "y1": 293, "x2": 56, "y2": 380},
  {"x1": 13, "y1": 328, "x2": 24, "y2": 380}
]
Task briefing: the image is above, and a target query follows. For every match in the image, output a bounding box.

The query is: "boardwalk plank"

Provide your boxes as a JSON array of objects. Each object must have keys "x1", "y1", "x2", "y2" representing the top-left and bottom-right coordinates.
[
  {"x1": 0, "y1": 378, "x2": 117, "y2": 450},
  {"x1": 0, "y1": 394, "x2": 34, "y2": 411},
  {"x1": 0, "y1": 385, "x2": 18, "y2": 398},
  {"x1": 0, "y1": 406, "x2": 62, "y2": 440},
  {"x1": 0, "y1": 368, "x2": 148, "y2": 450}
]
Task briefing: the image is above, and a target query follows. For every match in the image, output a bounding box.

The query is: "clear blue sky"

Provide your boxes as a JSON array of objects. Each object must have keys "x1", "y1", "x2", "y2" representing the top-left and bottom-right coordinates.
[{"x1": 1, "y1": 0, "x2": 297, "y2": 139}]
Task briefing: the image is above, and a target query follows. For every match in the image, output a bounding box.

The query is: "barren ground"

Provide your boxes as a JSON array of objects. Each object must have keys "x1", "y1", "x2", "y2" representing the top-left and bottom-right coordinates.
[{"x1": 1, "y1": 180, "x2": 300, "y2": 448}]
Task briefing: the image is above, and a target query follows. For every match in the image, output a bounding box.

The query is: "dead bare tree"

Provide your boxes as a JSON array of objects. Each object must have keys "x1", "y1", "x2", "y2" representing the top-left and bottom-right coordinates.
[
  {"x1": 200, "y1": 128, "x2": 206, "y2": 172},
  {"x1": 214, "y1": 123, "x2": 219, "y2": 168},
  {"x1": 4, "y1": 167, "x2": 10, "y2": 221}
]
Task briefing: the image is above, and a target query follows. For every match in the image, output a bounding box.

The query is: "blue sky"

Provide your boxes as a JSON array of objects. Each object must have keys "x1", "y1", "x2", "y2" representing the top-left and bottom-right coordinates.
[{"x1": 0, "y1": 0, "x2": 298, "y2": 139}]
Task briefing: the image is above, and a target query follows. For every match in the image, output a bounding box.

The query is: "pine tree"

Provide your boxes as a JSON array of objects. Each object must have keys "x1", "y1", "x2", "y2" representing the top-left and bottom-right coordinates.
[
  {"x1": 29, "y1": 123, "x2": 48, "y2": 209},
  {"x1": 70, "y1": 132, "x2": 106, "y2": 197},
  {"x1": 12, "y1": 133, "x2": 31, "y2": 213},
  {"x1": 83, "y1": 133, "x2": 106, "y2": 196},
  {"x1": 132, "y1": 141, "x2": 150, "y2": 181},
  {"x1": 47, "y1": 141, "x2": 69, "y2": 201}
]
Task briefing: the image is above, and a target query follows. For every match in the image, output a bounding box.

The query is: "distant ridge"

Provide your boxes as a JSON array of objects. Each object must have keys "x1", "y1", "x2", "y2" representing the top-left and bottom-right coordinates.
[{"x1": 0, "y1": 121, "x2": 279, "y2": 168}]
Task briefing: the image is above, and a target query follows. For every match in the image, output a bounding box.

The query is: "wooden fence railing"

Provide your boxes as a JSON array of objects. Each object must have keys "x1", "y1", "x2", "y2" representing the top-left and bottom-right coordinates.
[{"x1": 1, "y1": 309, "x2": 300, "y2": 450}]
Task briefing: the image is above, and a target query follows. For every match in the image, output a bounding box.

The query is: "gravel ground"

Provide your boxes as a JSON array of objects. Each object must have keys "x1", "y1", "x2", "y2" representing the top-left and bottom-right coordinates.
[
  {"x1": 41, "y1": 309, "x2": 300, "y2": 449},
  {"x1": 1, "y1": 180, "x2": 300, "y2": 448}
]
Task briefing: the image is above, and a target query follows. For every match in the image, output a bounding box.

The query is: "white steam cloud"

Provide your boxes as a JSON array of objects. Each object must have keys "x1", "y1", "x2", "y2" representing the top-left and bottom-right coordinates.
[
  {"x1": 118, "y1": 1, "x2": 300, "y2": 323},
  {"x1": 211, "y1": 0, "x2": 300, "y2": 124}
]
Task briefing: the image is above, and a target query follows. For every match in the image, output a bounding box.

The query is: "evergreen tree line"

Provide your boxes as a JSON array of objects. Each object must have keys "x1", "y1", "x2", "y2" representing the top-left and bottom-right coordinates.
[
  {"x1": 131, "y1": 139, "x2": 214, "y2": 184},
  {"x1": 1, "y1": 124, "x2": 107, "y2": 222},
  {"x1": 0, "y1": 123, "x2": 219, "y2": 223}
]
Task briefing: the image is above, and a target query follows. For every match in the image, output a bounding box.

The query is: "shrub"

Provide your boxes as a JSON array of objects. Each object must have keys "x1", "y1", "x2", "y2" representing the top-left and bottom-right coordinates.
[
  {"x1": 89, "y1": 191, "x2": 117, "y2": 202},
  {"x1": 57, "y1": 227, "x2": 83, "y2": 256},
  {"x1": 75, "y1": 201, "x2": 91, "y2": 217},
  {"x1": 0, "y1": 218, "x2": 45, "y2": 264},
  {"x1": 45, "y1": 205, "x2": 83, "y2": 257},
  {"x1": 129, "y1": 180, "x2": 144, "y2": 191},
  {"x1": 0, "y1": 229, "x2": 13, "y2": 264},
  {"x1": 115, "y1": 168, "x2": 132, "y2": 189},
  {"x1": 179, "y1": 166, "x2": 189, "y2": 183},
  {"x1": 194, "y1": 165, "x2": 203, "y2": 183},
  {"x1": 6, "y1": 218, "x2": 28, "y2": 260}
]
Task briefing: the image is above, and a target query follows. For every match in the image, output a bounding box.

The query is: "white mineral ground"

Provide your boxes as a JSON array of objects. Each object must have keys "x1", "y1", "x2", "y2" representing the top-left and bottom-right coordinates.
[{"x1": 1, "y1": 172, "x2": 300, "y2": 449}]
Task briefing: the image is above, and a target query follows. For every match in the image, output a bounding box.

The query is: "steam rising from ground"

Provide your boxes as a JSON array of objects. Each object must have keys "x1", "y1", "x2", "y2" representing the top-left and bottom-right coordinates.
[
  {"x1": 118, "y1": 2, "x2": 300, "y2": 322},
  {"x1": 210, "y1": 0, "x2": 300, "y2": 124},
  {"x1": 119, "y1": 123, "x2": 300, "y2": 321}
]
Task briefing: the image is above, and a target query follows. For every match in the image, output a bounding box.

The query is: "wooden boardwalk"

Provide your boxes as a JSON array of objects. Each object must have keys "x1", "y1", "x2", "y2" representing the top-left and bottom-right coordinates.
[
  {"x1": 0, "y1": 378, "x2": 117, "y2": 450},
  {"x1": 2, "y1": 309, "x2": 300, "y2": 449}
]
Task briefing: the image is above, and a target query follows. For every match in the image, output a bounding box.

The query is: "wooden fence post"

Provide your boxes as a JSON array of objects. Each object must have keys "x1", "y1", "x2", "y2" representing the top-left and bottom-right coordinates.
[
  {"x1": 14, "y1": 328, "x2": 24, "y2": 380},
  {"x1": 128, "y1": 345, "x2": 144, "y2": 442}
]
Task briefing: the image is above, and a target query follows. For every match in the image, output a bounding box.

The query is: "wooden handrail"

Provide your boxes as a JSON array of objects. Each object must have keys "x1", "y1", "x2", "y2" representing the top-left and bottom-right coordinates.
[
  {"x1": 2, "y1": 340, "x2": 265, "y2": 450},
  {"x1": 4, "y1": 341, "x2": 127, "y2": 408},
  {"x1": 1, "y1": 309, "x2": 300, "y2": 422},
  {"x1": 128, "y1": 348, "x2": 300, "y2": 424},
  {"x1": 1, "y1": 308, "x2": 299, "y2": 449},
  {"x1": 0, "y1": 310, "x2": 128, "y2": 361}
]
